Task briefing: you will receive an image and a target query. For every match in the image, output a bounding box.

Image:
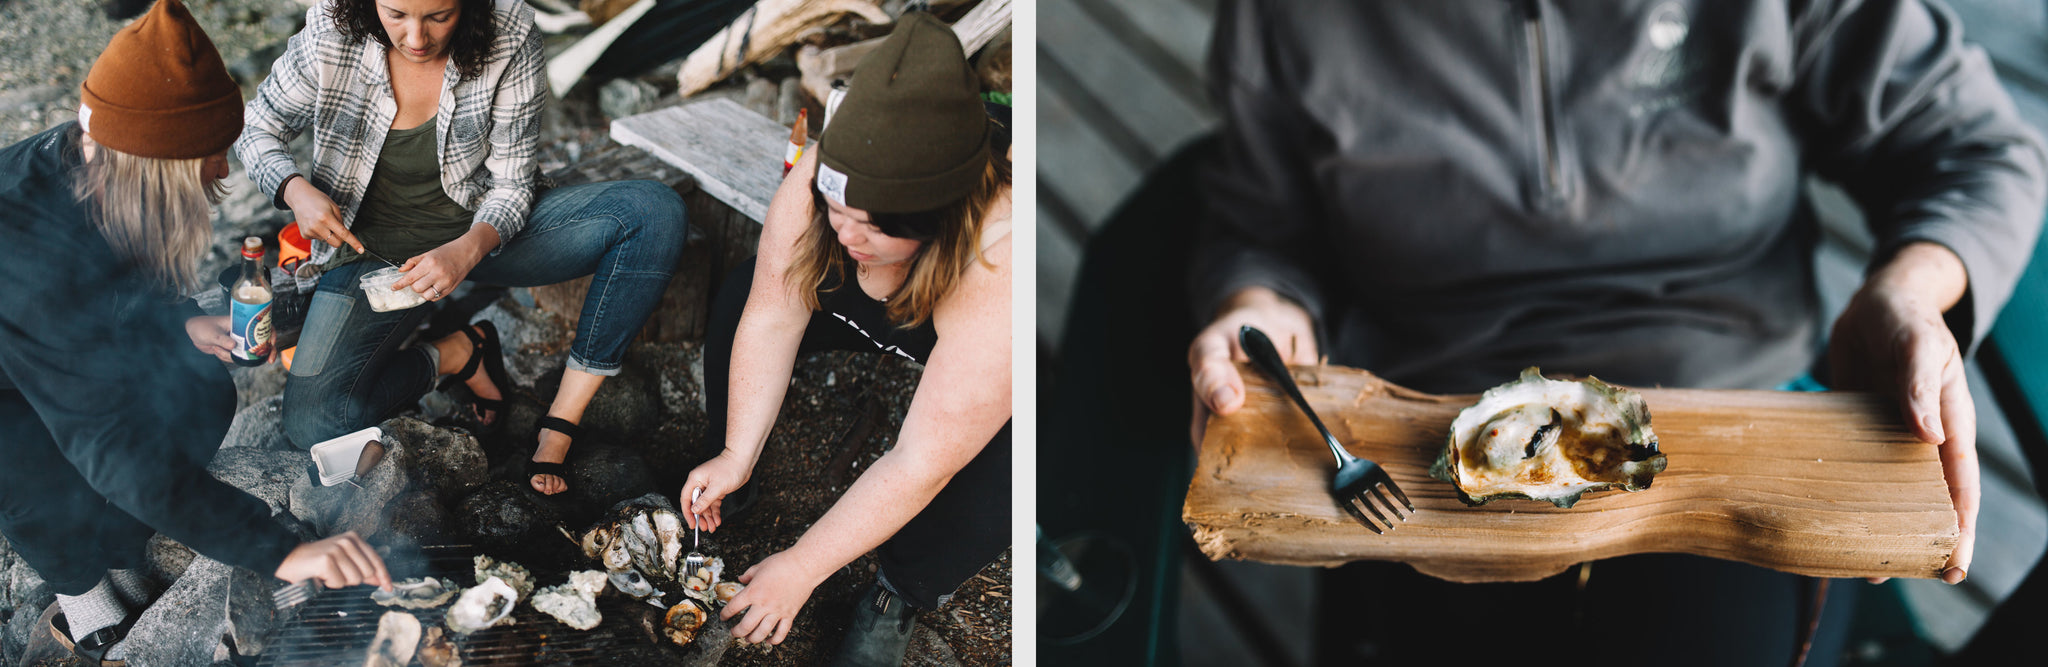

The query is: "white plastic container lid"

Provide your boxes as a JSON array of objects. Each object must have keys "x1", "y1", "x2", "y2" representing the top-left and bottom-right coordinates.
[{"x1": 309, "y1": 426, "x2": 382, "y2": 487}]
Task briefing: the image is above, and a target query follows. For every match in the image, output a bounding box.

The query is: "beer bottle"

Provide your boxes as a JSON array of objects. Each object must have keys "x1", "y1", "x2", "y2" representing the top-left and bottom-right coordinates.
[
  {"x1": 783, "y1": 107, "x2": 808, "y2": 176},
  {"x1": 229, "y1": 237, "x2": 274, "y2": 367}
]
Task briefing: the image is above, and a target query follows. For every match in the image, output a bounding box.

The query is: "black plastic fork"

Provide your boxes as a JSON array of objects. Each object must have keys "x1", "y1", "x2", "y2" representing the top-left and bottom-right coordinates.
[{"x1": 1239, "y1": 326, "x2": 1416, "y2": 533}]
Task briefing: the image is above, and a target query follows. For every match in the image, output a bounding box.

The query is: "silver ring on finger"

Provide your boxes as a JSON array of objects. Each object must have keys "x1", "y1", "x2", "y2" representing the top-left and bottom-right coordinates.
[{"x1": 427, "y1": 287, "x2": 441, "y2": 299}]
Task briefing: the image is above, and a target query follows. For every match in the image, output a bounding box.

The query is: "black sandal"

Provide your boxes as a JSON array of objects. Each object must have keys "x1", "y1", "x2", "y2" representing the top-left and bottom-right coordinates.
[
  {"x1": 439, "y1": 321, "x2": 510, "y2": 428},
  {"x1": 50, "y1": 610, "x2": 133, "y2": 667},
  {"x1": 528, "y1": 415, "x2": 583, "y2": 494}
]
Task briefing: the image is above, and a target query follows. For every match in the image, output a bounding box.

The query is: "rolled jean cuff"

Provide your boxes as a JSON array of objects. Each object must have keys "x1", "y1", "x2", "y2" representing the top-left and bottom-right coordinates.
[
  {"x1": 419, "y1": 345, "x2": 441, "y2": 380},
  {"x1": 566, "y1": 354, "x2": 621, "y2": 377}
]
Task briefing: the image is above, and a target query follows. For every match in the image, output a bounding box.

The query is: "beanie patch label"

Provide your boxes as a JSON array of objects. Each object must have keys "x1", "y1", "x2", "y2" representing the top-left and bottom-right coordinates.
[
  {"x1": 817, "y1": 162, "x2": 851, "y2": 207},
  {"x1": 78, "y1": 104, "x2": 93, "y2": 134}
]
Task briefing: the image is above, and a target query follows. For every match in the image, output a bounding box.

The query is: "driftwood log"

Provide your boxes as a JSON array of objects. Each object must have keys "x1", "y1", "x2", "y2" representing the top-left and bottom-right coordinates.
[
  {"x1": 675, "y1": 0, "x2": 892, "y2": 99},
  {"x1": 1183, "y1": 363, "x2": 1960, "y2": 583},
  {"x1": 796, "y1": 0, "x2": 1011, "y2": 105}
]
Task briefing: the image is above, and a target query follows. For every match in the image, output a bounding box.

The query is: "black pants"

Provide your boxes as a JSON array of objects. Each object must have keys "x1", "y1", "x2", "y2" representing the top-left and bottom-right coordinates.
[
  {"x1": 0, "y1": 383, "x2": 231, "y2": 595},
  {"x1": 1045, "y1": 135, "x2": 1860, "y2": 666},
  {"x1": 705, "y1": 258, "x2": 1011, "y2": 610}
]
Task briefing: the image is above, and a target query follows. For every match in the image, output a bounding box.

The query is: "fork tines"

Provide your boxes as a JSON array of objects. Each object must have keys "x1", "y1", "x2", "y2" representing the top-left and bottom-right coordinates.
[
  {"x1": 1341, "y1": 479, "x2": 1415, "y2": 534},
  {"x1": 273, "y1": 580, "x2": 314, "y2": 610}
]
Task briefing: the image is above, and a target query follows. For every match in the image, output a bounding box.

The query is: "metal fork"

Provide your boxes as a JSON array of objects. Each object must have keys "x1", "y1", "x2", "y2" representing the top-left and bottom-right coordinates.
[
  {"x1": 273, "y1": 579, "x2": 316, "y2": 611},
  {"x1": 683, "y1": 487, "x2": 706, "y2": 575},
  {"x1": 1239, "y1": 326, "x2": 1416, "y2": 533}
]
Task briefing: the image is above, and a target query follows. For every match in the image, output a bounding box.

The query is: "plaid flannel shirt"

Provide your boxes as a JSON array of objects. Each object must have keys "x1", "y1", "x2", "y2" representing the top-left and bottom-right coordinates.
[{"x1": 235, "y1": 0, "x2": 544, "y2": 266}]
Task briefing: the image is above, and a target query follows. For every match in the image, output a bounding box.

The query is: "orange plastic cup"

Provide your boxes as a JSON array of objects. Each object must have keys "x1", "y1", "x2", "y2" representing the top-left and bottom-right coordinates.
[{"x1": 278, "y1": 223, "x2": 313, "y2": 269}]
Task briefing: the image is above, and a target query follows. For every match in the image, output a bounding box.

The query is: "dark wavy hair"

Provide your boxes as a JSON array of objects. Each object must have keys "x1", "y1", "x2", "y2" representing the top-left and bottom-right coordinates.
[{"x1": 330, "y1": 0, "x2": 497, "y2": 81}]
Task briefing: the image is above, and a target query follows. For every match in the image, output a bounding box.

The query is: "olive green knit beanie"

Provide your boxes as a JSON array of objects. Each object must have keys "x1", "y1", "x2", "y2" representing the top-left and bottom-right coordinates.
[{"x1": 816, "y1": 11, "x2": 989, "y2": 215}]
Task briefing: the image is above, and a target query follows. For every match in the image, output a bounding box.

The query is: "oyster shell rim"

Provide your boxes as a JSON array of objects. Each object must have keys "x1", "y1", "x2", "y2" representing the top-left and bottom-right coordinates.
[{"x1": 1427, "y1": 367, "x2": 1667, "y2": 508}]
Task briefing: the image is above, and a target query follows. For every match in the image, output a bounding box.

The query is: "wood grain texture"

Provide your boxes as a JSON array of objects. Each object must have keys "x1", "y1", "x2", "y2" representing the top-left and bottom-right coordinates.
[
  {"x1": 611, "y1": 99, "x2": 792, "y2": 224},
  {"x1": 1183, "y1": 363, "x2": 1960, "y2": 582}
]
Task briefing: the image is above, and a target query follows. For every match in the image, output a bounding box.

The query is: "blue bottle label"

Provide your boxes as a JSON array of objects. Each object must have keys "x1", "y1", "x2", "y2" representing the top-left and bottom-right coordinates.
[{"x1": 231, "y1": 299, "x2": 273, "y2": 361}]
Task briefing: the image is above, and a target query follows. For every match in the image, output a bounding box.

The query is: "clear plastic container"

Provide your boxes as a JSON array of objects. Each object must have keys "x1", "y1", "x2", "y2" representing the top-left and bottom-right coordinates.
[{"x1": 359, "y1": 266, "x2": 428, "y2": 312}]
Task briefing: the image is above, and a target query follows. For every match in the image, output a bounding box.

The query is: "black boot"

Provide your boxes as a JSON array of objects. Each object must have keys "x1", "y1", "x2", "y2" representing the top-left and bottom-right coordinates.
[{"x1": 827, "y1": 581, "x2": 918, "y2": 667}]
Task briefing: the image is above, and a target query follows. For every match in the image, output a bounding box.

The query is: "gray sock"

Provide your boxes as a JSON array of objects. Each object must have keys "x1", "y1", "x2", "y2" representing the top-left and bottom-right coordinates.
[
  {"x1": 108, "y1": 568, "x2": 160, "y2": 611},
  {"x1": 55, "y1": 577, "x2": 130, "y2": 657}
]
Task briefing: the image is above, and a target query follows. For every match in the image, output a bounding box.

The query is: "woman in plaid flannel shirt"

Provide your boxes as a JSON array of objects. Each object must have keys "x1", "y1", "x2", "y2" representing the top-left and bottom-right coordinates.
[{"x1": 237, "y1": 0, "x2": 688, "y2": 495}]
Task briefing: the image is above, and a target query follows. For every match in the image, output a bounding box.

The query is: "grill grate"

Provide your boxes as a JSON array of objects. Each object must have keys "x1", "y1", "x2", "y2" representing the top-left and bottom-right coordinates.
[{"x1": 256, "y1": 545, "x2": 677, "y2": 666}]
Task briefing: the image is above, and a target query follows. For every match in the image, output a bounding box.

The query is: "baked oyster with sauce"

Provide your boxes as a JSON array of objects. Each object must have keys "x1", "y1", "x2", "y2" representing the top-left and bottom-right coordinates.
[{"x1": 1429, "y1": 368, "x2": 1666, "y2": 508}]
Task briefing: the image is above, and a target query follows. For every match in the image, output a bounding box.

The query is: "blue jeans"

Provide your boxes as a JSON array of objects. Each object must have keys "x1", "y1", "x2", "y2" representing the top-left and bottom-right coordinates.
[{"x1": 281, "y1": 179, "x2": 687, "y2": 449}]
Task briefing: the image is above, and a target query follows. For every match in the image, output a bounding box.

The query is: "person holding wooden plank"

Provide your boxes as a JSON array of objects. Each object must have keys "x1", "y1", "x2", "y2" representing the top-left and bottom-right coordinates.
[
  {"x1": 1178, "y1": 0, "x2": 2045, "y2": 664},
  {"x1": 0, "y1": 3, "x2": 394, "y2": 664},
  {"x1": 677, "y1": 12, "x2": 1012, "y2": 665},
  {"x1": 237, "y1": 0, "x2": 687, "y2": 497}
]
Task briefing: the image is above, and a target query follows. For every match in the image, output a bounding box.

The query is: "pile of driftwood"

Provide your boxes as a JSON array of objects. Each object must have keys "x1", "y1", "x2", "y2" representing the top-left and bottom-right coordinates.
[{"x1": 538, "y1": 0, "x2": 1012, "y2": 113}]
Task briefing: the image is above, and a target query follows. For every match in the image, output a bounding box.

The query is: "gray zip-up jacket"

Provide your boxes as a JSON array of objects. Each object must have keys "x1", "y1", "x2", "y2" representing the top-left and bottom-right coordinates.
[{"x1": 1192, "y1": 0, "x2": 2048, "y2": 393}]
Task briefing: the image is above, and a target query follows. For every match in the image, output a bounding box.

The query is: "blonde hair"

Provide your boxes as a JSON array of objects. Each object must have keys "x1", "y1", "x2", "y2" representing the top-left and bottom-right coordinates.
[
  {"x1": 70, "y1": 134, "x2": 225, "y2": 293},
  {"x1": 788, "y1": 156, "x2": 1011, "y2": 329}
]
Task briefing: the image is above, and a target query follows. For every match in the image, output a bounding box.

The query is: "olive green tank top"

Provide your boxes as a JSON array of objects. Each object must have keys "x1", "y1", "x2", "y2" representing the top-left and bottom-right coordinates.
[{"x1": 328, "y1": 117, "x2": 473, "y2": 268}]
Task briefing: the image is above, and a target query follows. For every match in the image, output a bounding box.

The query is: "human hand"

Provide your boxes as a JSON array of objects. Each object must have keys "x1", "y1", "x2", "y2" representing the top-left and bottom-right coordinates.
[
  {"x1": 721, "y1": 550, "x2": 826, "y2": 645},
  {"x1": 185, "y1": 316, "x2": 237, "y2": 363},
  {"x1": 1188, "y1": 287, "x2": 1318, "y2": 446},
  {"x1": 274, "y1": 531, "x2": 392, "y2": 591},
  {"x1": 389, "y1": 234, "x2": 487, "y2": 302},
  {"x1": 681, "y1": 449, "x2": 756, "y2": 533},
  {"x1": 1827, "y1": 242, "x2": 1975, "y2": 585},
  {"x1": 282, "y1": 176, "x2": 362, "y2": 254}
]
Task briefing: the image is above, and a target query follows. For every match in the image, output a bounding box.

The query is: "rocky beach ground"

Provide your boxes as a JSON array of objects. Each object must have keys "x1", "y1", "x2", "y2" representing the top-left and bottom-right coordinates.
[{"x1": 0, "y1": 1, "x2": 1012, "y2": 665}]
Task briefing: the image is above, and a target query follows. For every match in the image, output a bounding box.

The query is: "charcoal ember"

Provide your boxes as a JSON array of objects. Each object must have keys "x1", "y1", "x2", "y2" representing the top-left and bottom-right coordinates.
[
  {"x1": 566, "y1": 441, "x2": 660, "y2": 509},
  {"x1": 205, "y1": 447, "x2": 306, "y2": 516}
]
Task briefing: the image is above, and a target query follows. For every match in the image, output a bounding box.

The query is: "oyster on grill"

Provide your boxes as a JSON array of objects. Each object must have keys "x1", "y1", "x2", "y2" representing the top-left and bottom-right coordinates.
[
  {"x1": 417, "y1": 626, "x2": 461, "y2": 667},
  {"x1": 579, "y1": 495, "x2": 689, "y2": 587},
  {"x1": 714, "y1": 581, "x2": 745, "y2": 606},
  {"x1": 1429, "y1": 367, "x2": 1666, "y2": 508},
  {"x1": 370, "y1": 577, "x2": 459, "y2": 609},
  {"x1": 663, "y1": 599, "x2": 709, "y2": 646},
  {"x1": 364, "y1": 611, "x2": 421, "y2": 667},
  {"x1": 681, "y1": 558, "x2": 725, "y2": 607},
  {"x1": 445, "y1": 577, "x2": 519, "y2": 635},
  {"x1": 473, "y1": 555, "x2": 535, "y2": 599},
  {"x1": 531, "y1": 570, "x2": 609, "y2": 631}
]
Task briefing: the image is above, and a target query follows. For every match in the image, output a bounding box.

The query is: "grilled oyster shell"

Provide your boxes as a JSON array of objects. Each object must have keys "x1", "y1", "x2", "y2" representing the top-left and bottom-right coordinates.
[{"x1": 1429, "y1": 367, "x2": 1666, "y2": 508}]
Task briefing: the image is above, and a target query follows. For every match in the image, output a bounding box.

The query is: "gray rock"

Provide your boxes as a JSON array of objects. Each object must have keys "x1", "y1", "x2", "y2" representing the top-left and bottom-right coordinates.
[
  {"x1": 743, "y1": 76, "x2": 779, "y2": 119},
  {"x1": 285, "y1": 418, "x2": 485, "y2": 539},
  {"x1": 122, "y1": 556, "x2": 235, "y2": 667},
  {"x1": 223, "y1": 564, "x2": 277, "y2": 659},
  {"x1": 207, "y1": 447, "x2": 307, "y2": 518},
  {"x1": 578, "y1": 359, "x2": 665, "y2": 444},
  {"x1": 3, "y1": 592, "x2": 48, "y2": 667},
  {"x1": 230, "y1": 364, "x2": 291, "y2": 417},
  {"x1": 453, "y1": 481, "x2": 580, "y2": 569},
  {"x1": 146, "y1": 534, "x2": 196, "y2": 586},
  {"x1": 566, "y1": 441, "x2": 659, "y2": 509},
  {"x1": 600, "y1": 77, "x2": 660, "y2": 121},
  {"x1": 384, "y1": 489, "x2": 450, "y2": 545},
  {"x1": 222, "y1": 395, "x2": 291, "y2": 450},
  {"x1": 378, "y1": 417, "x2": 489, "y2": 501},
  {"x1": 472, "y1": 301, "x2": 571, "y2": 391},
  {"x1": 777, "y1": 76, "x2": 803, "y2": 126},
  {"x1": 0, "y1": 536, "x2": 51, "y2": 617}
]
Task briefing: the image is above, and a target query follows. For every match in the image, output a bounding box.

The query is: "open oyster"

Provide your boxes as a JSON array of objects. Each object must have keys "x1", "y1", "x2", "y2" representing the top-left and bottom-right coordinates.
[
  {"x1": 371, "y1": 577, "x2": 459, "y2": 609},
  {"x1": 531, "y1": 570, "x2": 609, "y2": 631},
  {"x1": 663, "y1": 599, "x2": 709, "y2": 646},
  {"x1": 473, "y1": 555, "x2": 535, "y2": 599},
  {"x1": 1429, "y1": 367, "x2": 1665, "y2": 508},
  {"x1": 445, "y1": 577, "x2": 519, "y2": 635}
]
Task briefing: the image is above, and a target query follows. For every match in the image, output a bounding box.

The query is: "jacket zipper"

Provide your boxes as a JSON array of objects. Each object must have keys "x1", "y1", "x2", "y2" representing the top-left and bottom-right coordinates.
[{"x1": 1522, "y1": 0, "x2": 1564, "y2": 206}]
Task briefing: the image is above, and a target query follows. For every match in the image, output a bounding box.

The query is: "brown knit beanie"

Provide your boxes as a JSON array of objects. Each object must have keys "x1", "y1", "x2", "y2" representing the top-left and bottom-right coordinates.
[
  {"x1": 78, "y1": 0, "x2": 243, "y2": 159},
  {"x1": 816, "y1": 11, "x2": 988, "y2": 215}
]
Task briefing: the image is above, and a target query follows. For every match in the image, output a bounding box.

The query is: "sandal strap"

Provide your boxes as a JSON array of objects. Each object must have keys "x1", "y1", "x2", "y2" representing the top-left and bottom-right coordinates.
[
  {"x1": 527, "y1": 460, "x2": 571, "y2": 478},
  {"x1": 536, "y1": 415, "x2": 584, "y2": 440},
  {"x1": 54, "y1": 612, "x2": 131, "y2": 665},
  {"x1": 437, "y1": 324, "x2": 491, "y2": 391}
]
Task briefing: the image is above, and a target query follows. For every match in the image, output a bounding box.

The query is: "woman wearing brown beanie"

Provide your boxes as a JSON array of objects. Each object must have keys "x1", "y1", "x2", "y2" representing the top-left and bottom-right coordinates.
[
  {"x1": 0, "y1": 1, "x2": 392, "y2": 664},
  {"x1": 238, "y1": 0, "x2": 687, "y2": 496},
  {"x1": 677, "y1": 12, "x2": 1012, "y2": 665}
]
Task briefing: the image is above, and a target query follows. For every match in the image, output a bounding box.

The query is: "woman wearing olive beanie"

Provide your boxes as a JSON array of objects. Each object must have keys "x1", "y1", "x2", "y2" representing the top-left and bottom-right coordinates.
[
  {"x1": 0, "y1": 2, "x2": 391, "y2": 664},
  {"x1": 678, "y1": 11, "x2": 1013, "y2": 666}
]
